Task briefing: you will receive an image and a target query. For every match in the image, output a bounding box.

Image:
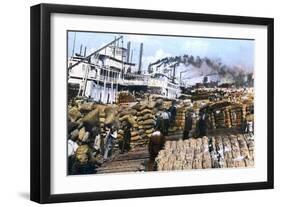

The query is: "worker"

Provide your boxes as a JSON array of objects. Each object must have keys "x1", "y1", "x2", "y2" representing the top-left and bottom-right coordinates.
[
  {"x1": 120, "y1": 120, "x2": 132, "y2": 153},
  {"x1": 198, "y1": 112, "x2": 207, "y2": 137},
  {"x1": 162, "y1": 110, "x2": 170, "y2": 136},
  {"x1": 183, "y1": 111, "x2": 193, "y2": 139},
  {"x1": 168, "y1": 101, "x2": 177, "y2": 128},
  {"x1": 103, "y1": 125, "x2": 117, "y2": 161},
  {"x1": 147, "y1": 130, "x2": 166, "y2": 171}
]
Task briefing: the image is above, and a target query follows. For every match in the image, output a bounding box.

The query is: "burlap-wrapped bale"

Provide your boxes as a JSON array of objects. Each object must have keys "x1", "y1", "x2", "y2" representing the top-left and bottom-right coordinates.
[
  {"x1": 131, "y1": 131, "x2": 139, "y2": 137},
  {"x1": 104, "y1": 106, "x2": 118, "y2": 126},
  {"x1": 68, "y1": 107, "x2": 81, "y2": 122},
  {"x1": 142, "y1": 119, "x2": 156, "y2": 126},
  {"x1": 75, "y1": 145, "x2": 90, "y2": 164},
  {"x1": 145, "y1": 128, "x2": 154, "y2": 134},
  {"x1": 82, "y1": 108, "x2": 100, "y2": 127},
  {"x1": 78, "y1": 102, "x2": 94, "y2": 112},
  {"x1": 69, "y1": 129, "x2": 79, "y2": 140},
  {"x1": 140, "y1": 108, "x2": 153, "y2": 115}
]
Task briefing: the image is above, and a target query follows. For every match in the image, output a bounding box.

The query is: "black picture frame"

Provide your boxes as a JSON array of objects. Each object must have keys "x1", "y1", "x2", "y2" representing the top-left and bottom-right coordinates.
[{"x1": 30, "y1": 3, "x2": 274, "y2": 204}]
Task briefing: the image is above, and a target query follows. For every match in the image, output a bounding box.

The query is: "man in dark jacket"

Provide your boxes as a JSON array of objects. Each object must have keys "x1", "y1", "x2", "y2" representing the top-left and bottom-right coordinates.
[
  {"x1": 168, "y1": 101, "x2": 177, "y2": 128},
  {"x1": 198, "y1": 113, "x2": 207, "y2": 137},
  {"x1": 183, "y1": 112, "x2": 193, "y2": 139},
  {"x1": 120, "y1": 121, "x2": 132, "y2": 153}
]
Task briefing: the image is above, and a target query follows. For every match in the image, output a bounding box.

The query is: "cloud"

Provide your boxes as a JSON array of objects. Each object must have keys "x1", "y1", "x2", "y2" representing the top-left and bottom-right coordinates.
[
  {"x1": 126, "y1": 35, "x2": 147, "y2": 43},
  {"x1": 182, "y1": 39, "x2": 210, "y2": 57}
]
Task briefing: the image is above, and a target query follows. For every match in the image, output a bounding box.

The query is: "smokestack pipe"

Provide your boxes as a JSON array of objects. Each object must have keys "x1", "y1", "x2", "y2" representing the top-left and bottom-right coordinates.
[
  {"x1": 172, "y1": 64, "x2": 176, "y2": 83},
  {"x1": 127, "y1": 42, "x2": 131, "y2": 63},
  {"x1": 84, "y1": 46, "x2": 87, "y2": 57},
  {"x1": 79, "y1": 44, "x2": 83, "y2": 56},
  {"x1": 138, "y1": 43, "x2": 143, "y2": 74}
]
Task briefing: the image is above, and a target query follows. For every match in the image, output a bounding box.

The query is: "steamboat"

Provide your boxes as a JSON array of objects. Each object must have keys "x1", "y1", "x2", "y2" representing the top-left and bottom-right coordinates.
[{"x1": 68, "y1": 36, "x2": 181, "y2": 103}]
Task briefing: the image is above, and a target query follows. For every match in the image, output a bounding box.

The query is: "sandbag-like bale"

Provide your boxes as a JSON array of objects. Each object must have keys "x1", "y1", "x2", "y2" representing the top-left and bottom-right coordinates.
[
  {"x1": 202, "y1": 159, "x2": 212, "y2": 169},
  {"x1": 119, "y1": 114, "x2": 130, "y2": 122},
  {"x1": 68, "y1": 107, "x2": 81, "y2": 122},
  {"x1": 131, "y1": 131, "x2": 139, "y2": 137},
  {"x1": 78, "y1": 102, "x2": 94, "y2": 112},
  {"x1": 99, "y1": 112, "x2": 106, "y2": 118},
  {"x1": 127, "y1": 117, "x2": 136, "y2": 126},
  {"x1": 143, "y1": 124, "x2": 154, "y2": 129},
  {"x1": 141, "y1": 109, "x2": 153, "y2": 115},
  {"x1": 81, "y1": 132, "x2": 90, "y2": 142},
  {"x1": 78, "y1": 127, "x2": 86, "y2": 141},
  {"x1": 142, "y1": 119, "x2": 156, "y2": 126},
  {"x1": 143, "y1": 114, "x2": 155, "y2": 120},
  {"x1": 147, "y1": 101, "x2": 156, "y2": 109},
  {"x1": 105, "y1": 113, "x2": 116, "y2": 126},
  {"x1": 82, "y1": 108, "x2": 100, "y2": 127},
  {"x1": 119, "y1": 109, "x2": 137, "y2": 117},
  {"x1": 244, "y1": 158, "x2": 254, "y2": 167},
  {"x1": 226, "y1": 159, "x2": 235, "y2": 168},
  {"x1": 192, "y1": 159, "x2": 202, "y2": 169},
  {"x1": 131, "y1": 135, "x2": 140, "y2": 141},
  {"x1": 138, "y1": 129, "x2": 145, "y2": 135},
  {"x1": 146, "y1": 128, "x2": 154, "y2": 134},
  {"x1": 69, "y1": 129, "x2": 79, "y2": 140},
  {"x1": 139, "y1": 104, "x2": 148, "y2": 111},
  {"x1": 78, "y1": 127, "x2": 90, "y2": 142},
  {"x1": 75, "y1": 145, "x2": 90, "y2": 164}
]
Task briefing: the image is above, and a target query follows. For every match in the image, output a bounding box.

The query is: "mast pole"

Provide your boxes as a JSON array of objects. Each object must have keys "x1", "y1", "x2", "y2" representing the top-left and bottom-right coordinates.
[{"x1": 71, "y1": 32, "x2": 76, "y2": 58}]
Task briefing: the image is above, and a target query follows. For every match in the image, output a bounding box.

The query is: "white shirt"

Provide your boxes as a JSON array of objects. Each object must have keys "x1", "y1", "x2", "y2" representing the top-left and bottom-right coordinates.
[{"x1": 68, "y1": 139, "x2": 78, "y2": 157}]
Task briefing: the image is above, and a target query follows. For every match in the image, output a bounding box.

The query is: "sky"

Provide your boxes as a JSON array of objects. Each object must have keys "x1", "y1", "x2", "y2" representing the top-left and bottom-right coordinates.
[{"x1": 67, "y1": 31, "x2": 254, "y2": 73}]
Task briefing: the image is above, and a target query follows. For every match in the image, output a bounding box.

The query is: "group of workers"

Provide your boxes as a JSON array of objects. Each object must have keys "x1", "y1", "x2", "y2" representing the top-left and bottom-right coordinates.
[{"x1": 68, "y1": 120, "x2": 133, "y2": 175}]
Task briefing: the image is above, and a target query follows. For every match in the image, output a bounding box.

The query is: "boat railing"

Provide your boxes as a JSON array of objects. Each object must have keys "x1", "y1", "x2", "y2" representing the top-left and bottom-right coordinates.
[{"x1": 98, "y1": 74, "x2": 120, "y2": 83}]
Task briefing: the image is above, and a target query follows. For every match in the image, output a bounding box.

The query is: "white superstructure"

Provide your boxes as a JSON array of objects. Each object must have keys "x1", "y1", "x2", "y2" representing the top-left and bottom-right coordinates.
[{"x1": 68, "y1": 37, "x2": 181, "y2": 103}]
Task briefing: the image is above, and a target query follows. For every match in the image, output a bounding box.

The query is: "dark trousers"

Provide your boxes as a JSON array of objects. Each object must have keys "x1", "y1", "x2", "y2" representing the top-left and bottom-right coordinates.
[{"x1": 163, "y1": 119, "x2": 169, "y2": 135}]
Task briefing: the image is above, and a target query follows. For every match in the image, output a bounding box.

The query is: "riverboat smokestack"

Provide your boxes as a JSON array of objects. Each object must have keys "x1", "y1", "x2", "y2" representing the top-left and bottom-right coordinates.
[
  {"x1": 172, "y1": 64, "x2": 176, "y2": 83},
  {"x1": 127, "y1": 42, "x2": 131, "y2": 63},
  {"x1": 138, "y1": 43, "x2": 143, "y2": 74},
  {"x1": 84, "y1": 46, "x2": 87, "y2": 57},
  {"x1": 79, "y1": 44, "x2": 83, "y2": 56}
]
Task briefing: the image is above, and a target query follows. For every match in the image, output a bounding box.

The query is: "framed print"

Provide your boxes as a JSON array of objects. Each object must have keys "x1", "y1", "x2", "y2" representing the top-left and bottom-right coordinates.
[{"x1": 30, "y1": 3, "x2": 274, "y2": 203}]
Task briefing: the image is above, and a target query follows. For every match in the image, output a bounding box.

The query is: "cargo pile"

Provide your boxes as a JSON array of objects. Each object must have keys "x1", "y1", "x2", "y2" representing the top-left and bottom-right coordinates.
[
  {"x1": 136, "y1": 103, "x2": 156, "y2": 138},
  {"x1": 68, "y1": 101, "x2": 120, "y2": 174},
  {"x1": 117, "y1": 106, "x2": 142, "y2": 148},
  {"x1": 174, "y1": 106, "x2": 188, "y2": 130},
  {"x1": 155, "y1": 134, "x2": 254, "y2": 171},
  {"x1": 117, "y1": 91, "x2": 135, "y2": 103},
  {"x1": 117, "y1": 99, "x2": 159, "y2": 148}
]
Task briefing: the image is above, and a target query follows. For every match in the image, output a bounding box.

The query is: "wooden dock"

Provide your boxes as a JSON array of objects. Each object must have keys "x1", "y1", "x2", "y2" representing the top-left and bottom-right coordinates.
[
  {"x1": 96, "y1": 147, "x2": 150, "y2": 174},
  {"x1": 96, "y1": 130, "x2": 184, "y2": 174}
]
